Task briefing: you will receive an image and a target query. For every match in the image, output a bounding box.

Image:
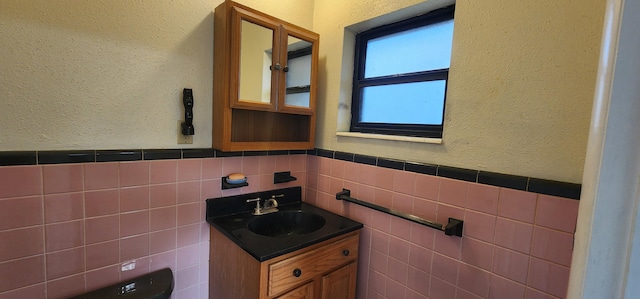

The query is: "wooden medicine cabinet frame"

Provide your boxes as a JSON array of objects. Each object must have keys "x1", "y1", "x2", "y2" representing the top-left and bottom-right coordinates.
[{"x1": 213, "y1": 0, "x2": 319, "y2": 151}]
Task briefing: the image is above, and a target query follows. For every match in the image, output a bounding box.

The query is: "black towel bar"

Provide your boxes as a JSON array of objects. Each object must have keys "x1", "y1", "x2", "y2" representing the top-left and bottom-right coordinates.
[{"x1": 336, "y1": 189, "x2": 463, "y2": 237}]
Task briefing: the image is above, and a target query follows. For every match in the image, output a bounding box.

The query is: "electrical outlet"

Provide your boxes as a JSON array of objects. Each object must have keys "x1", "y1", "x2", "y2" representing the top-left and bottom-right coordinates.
[
  {"x1": 178, "y1": 134, "x2": 193, "y2": 144},
  {"x1": 177, "y1": 121, "x2": 194, "y2": 144},
  {"x1": 121, "y1": 261, "x2": 136, "y2": 271}
]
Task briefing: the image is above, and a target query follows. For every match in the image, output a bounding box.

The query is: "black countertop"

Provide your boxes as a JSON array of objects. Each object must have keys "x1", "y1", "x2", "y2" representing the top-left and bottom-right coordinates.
[{"x1": 206, "y1": 187, "x2": 363, "y2": 262}]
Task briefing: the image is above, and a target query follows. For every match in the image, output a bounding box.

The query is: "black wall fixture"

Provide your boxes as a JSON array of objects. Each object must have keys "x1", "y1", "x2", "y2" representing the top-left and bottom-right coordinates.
[
  {"x1": 181, "y1": 88, "x2": 195, "y2": 136},
  {"x1": 336, "y1": 189, "x2": 464, "y2": 237},
  {"x1": 274, "y1": 171, "x2": 297, "y2": 184}
]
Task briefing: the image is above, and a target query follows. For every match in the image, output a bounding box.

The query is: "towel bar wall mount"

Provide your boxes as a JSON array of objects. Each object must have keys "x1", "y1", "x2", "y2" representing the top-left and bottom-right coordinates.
[{"x1": 336, "y1": 189, "x2": 463, "y2": 237}]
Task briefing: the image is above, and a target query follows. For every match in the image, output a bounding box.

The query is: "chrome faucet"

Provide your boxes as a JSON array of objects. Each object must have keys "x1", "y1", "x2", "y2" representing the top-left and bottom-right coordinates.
[
  {"x1": 246, "y1": 195, "x2": 281, "y2": 215},
  {"x1": 264, "y1": 194, "x2": 282, "y2": 211}
]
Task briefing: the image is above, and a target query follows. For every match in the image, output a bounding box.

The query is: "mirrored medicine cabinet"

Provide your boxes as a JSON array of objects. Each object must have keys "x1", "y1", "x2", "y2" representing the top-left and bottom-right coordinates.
[{"x1": 213, "y1": 0, "x2": 319, "y2": 151}]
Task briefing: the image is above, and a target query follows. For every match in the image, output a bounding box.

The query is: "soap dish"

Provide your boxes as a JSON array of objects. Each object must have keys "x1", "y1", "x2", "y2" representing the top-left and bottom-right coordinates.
[
  {"x1": 222, "y1": 175, "x2": 248, "y2": 190},
  {"x1": 226, "y1": 177, "x2": 247, "y2": 184},
  {"x1": 226, "y1": 173, "x2": 246, "y2": 184}
]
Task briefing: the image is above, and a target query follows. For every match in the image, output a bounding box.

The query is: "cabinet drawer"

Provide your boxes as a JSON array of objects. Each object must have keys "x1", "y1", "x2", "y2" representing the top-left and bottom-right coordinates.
[{"x1": 268, "y1": 235, "x2": 359, "y2": 296}]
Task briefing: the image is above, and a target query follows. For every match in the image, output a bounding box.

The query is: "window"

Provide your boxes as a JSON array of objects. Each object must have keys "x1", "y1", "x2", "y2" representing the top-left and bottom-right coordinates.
[{"x1": 350, "y1": 5, "x2": 455, "y2": 139}]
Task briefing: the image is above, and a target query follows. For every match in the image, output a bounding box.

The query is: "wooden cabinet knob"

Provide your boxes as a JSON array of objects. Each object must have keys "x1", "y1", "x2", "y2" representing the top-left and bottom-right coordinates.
[
  {"x1": 342, "y1": 249, "x2": 350, "y2": 256},
  {"x1": 293, "y1": 268, "x2": 302, "y2": 277}
]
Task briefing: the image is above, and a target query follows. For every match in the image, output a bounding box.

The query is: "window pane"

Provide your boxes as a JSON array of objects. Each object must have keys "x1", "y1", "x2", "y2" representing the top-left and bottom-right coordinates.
[
  {"x1": 360, "y1": 80, "x2": 446, "y2": 125},
  {"x1": 364, "y1": 19, "x2": 453, "y2": 78}
]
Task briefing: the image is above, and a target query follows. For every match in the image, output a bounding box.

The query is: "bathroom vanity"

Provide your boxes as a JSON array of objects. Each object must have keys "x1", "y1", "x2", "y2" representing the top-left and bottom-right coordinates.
[{"x1": 206, "y1": 187, "x2": 362, "y2": 298}]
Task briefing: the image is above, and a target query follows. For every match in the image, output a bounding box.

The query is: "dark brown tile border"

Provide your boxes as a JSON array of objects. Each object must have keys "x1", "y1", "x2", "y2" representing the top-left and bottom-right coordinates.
[
  {"x1": 0, "y1": 151, "x2": 38, "y2": 166},
  {"x1": 309, "y1": 148, "x2": 581, "y2": 200},
  {"x1": 0, "y1": 147, "x2": 582, "y2": 199},
  {"x1": 96, "y1": 150, "x2": 143, "y2": 162},
  {"x1": 38, "y1": 150, "x2": 95, "y2": 164}
]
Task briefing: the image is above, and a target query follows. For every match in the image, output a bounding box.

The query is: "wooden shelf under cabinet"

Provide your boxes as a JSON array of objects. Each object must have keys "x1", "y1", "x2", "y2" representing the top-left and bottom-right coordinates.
[{"x1": 231, "y1": 109, "x2": 311, "y2": 143}]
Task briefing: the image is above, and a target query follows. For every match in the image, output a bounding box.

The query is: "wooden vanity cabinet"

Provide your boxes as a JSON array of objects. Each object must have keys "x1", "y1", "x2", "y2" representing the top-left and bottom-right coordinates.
[
  {"x1": 320, "y1": 263, "x2": 357, "y2": 299},
  {"x1": 209, "y1": 229, "x2": 360, "y2": 299},
  {"x1": 278, "y1": 282, "x2": 314, "y2": 299},
  {"x1": 213, "y1": 0, "x2": 319, "y2": 151}
]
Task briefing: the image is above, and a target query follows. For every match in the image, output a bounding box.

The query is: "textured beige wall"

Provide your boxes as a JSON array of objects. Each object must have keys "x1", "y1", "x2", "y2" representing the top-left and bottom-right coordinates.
[
  {"x1": 313, "y1": 0, "x2": 605, "y2": 183},
  {"x1": 0, "y1": 0, "x2": 604, "y2": 182},
  {"x1": 0, "y1": 0, "x2": 313, "y2": 151}
]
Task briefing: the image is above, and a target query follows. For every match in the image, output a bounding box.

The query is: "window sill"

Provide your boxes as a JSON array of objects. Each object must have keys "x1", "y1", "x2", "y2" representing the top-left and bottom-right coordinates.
[{"x1": 336, "y1": 132, "x2": 442, "y2": 144}]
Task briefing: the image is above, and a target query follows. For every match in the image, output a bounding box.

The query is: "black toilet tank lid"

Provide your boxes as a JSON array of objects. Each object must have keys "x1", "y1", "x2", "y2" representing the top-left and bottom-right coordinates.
[{"x1": 68, "y1": 268, "x2": 174, "y2": 299}]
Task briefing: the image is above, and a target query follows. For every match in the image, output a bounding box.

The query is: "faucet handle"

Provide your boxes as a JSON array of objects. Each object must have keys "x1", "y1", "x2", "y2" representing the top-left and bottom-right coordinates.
[
  {"x1": 246, "y1": 198, "x2": 263, "y2": 215},
  {"x1": 270, "y1": 194, "x2": 284, "y2": 199}
]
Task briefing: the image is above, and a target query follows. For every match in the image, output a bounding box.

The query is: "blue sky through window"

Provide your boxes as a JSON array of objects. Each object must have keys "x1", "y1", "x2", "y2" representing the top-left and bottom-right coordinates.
[
  {"x1": 361, "y1": 80, "x2": 446, "y2": 125},
  {"x1": 364, "y1": 20, "x2": 454, "y2": 78}
]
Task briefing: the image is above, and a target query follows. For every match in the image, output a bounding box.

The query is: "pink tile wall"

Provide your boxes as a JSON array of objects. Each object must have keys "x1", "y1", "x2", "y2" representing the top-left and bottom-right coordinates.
[
  {"x1": 0, "y1": 153, "x2": 576, "y2": 299},
  {"x1": 305, "y1": 156, "x2": 579, "y2": 299},
  {"x1": 0, "y1": 155, "x2": 306, "y2": 299}
]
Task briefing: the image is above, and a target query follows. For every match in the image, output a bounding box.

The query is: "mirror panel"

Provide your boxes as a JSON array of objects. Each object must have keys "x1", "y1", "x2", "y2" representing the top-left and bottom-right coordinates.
[
  {"x1": 239, "y1": 20, "x2": 274, "y2": 104},
  {"x1": 284, "y1": 35, "x2": 313, "y2": 108}
]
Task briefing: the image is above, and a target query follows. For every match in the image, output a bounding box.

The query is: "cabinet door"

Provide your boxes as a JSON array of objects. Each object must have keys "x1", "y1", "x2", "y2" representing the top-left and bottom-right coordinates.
[
  {"x1": 320, "y1": 263, "x2": 357, "y2": 299},
  {"x1": 276, "y1": 26, "x2": 318, "y2": 115},
  {"x1": 276, "y1": 281, "x2": 314, "y2": 299},
  {"x1": 213, "y1": 0, "x2": 319, "y2": 151},
  {"x1": 231, "y1": 6, "x2": 280, "y2": 111}
]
